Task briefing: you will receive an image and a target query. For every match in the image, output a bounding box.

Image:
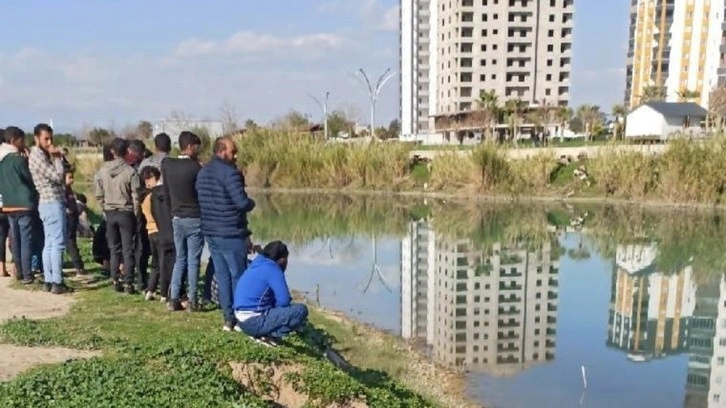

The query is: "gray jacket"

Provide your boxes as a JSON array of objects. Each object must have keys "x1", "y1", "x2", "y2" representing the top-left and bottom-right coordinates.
[{"x1": 95, "y1": 158, "x2": 141, "y2": 214}]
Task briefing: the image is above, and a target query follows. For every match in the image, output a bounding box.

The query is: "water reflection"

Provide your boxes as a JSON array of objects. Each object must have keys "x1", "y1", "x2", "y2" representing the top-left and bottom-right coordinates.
[
  {"x1": 401, "y1": 220, "x2": 559, "y2": 376},
  {"x1": 249, "y1": 194, "x2": 726, "y2": 407}
]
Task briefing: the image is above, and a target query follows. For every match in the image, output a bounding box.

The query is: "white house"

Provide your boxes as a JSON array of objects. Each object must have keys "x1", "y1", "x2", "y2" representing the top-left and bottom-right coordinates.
[{"x1": 624, "y1": 102, "x2": 707, "y2": 139}]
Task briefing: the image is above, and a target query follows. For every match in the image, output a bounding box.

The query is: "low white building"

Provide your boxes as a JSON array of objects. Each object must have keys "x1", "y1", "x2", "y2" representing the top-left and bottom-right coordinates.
[{"x1": 624, "y1": 102, "x2": 707, "y2": 140}]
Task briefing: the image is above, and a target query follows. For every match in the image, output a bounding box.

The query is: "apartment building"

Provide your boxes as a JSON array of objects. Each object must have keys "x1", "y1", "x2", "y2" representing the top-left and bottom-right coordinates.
[
  {"x1": 624, "y1": 0, "x2": 726, "y2": 109},
  {"x1": 400, "y1": 0, "x2": 575, "y2": 138}
]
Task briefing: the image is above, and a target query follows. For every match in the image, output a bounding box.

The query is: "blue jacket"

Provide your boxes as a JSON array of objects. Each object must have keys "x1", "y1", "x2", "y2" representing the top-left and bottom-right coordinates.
[
  {"x1": 234, "y1": 256, "x2": 291, "y2": 313},
  {"x1": 195, "y1": 156, "x2": 255, "y2": 238}
]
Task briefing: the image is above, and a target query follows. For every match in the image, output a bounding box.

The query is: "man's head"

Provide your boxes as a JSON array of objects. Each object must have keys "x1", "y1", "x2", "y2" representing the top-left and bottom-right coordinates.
[
  {"x1": 64, "y1": 166, "x2": 75, "y2": 187},
  {"x1": 4, "y1": 126, "x2": 26, "y2": 151},
  {"x1": 62, "y1": 148, "x2": 69, "y2": 156},
  {"x1": 213, "y1": 136, "x2": 238, "y2": 164},
  {"x1": 110, "y1": 137, "x2": 129, "y2": 160},
  {"x1": 76, "y1": 193, "x2": 87, "y2": 205},
  {"x1": 178, "y1": 131, "x2": 201, "y2": 159},
  {"x1": 102, "y1": 143, "x2": 114, "y2": 162},
  {"x1": 261, "y1": 241, "x2": 289, "y2": 272},
  {"x1": 33, "y1": 123, "x2": 54, "y2": 152},
  {"x1": 126, "y1": 139, "x2": 147, "y2": 166},
  {"x1": 154, "y1": 133, "x2": 171, "y2": 154}
]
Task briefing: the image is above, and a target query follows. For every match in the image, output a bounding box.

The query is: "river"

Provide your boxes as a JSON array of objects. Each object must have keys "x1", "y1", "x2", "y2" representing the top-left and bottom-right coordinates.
[{"x1": 239, "y1": 193, "x2": 726, "y2": 408}]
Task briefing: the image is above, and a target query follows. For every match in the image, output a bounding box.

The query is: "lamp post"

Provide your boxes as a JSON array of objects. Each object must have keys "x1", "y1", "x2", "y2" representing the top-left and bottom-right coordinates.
[
  {"x1": 308, "y1": 91, "x2": 330, "y2": 140},
  {"x1": 355, "y1": 68, "x2": 396, "y2": 140}
]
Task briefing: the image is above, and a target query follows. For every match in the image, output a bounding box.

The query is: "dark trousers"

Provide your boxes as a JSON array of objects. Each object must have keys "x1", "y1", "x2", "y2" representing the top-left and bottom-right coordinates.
[
  {"x1": 147, "y1": 233, "x2": 174, "y2": 298},
  {"x1": 105, "y1": 210, "x2": 136, "y2": 285},
  {"x1": 135, "y1": 227, "x2": 150, "y2": 290},
  {"x1": 7, "y1": 212, "x2": 34, "y2": 281},
  {"x1": 0, "y1": 214, "x2": 9, "y2": 264},
  {"x1": 65, "y1": 214, "x2": 84, "y2": 271},
  {"x1": 31, "y1": 213, "x2": 43, "y2": 272}
]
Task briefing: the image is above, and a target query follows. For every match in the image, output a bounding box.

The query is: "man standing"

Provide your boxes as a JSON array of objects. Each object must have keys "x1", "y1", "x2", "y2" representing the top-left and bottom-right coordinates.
[
  {"x1": 139, "y1": 133, "x2": 171, "y2": 174},
  {"x1": 95, "y1": 138, "x2": 141, "y2": 293},
  {"x1": 28, "y1": 124, "x2": 68, "y2": 293},
  {"x1": 0, "y1": 126, "x2": 38, "y2": 285},
  {"x1": 162, "y1": 131, "x2": 203, "y2": 312},
  {"x1": 196, "y1": 136, "x2": 255, "y2": 331}
]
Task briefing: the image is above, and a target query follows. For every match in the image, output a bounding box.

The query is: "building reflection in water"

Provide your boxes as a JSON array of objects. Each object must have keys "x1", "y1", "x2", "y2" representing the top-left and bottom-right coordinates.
[
  {"x1": 605, "y1": 242, "x2": 726, "y2": 407},
  {"x1": 400, "y1": 220, "x2": 559, "y2": 376}
]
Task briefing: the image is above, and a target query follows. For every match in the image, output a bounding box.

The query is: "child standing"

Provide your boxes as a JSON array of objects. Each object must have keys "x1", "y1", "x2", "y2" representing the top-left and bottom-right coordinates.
[
  {"x1": 140, "y1": 167, "x2": 174, "y2": 301},
  {"x1": 64, "y1": 167, "x2": 86, "y2": 275}
]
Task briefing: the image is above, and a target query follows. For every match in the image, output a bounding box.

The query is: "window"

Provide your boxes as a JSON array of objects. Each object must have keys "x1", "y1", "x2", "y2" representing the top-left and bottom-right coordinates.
[
  {"x1": 549, "y1": 15, "x2": 555, "y2": 22},
  {"x1": 548, "y1": 29, "x2": 554, "y2": 37},
  {"x1": 546, "y1": 74, "x2": 552, "y2": 81},
  {"x1": 493, "y1": 44, "x2": 498, "y2": 50},
  {"x1": 547, "y1": 44, "x2": 554, "y2": 52},
  {"x1": 545, "y1": 89, "x2": 551, "y2": 96},
  {"x1": 547, "y1": 59, "x2": 553, "y2": 66},
  {"x1": 493, "y1": 29, "x2": 499, "y2": 35},
  {"x1": 718, "y1": 357, "x2": 725, "y2": 366}
]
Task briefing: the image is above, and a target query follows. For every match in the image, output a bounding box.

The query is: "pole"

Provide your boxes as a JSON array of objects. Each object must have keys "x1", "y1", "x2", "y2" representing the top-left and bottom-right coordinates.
[
  {"x1": 356, "y1": 68, "x2": 396, "y2": 140},
  {"x1": 308, "y1": 91, "x2": 330, "y2": 140}
]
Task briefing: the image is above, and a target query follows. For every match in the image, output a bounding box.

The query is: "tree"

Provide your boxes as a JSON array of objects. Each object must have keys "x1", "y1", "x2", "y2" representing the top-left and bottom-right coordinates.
[
  {"x1": 611, "y1": 104, "x2": 627, "y2": 140},
  {"x1": 677, "y1": 89, "x2": 701, "y2": 102},
  {"x1": 639, "y1": 85, "x2": 666, "y2": 103},
  {"x1": 555, "y1": 106, "x2": 573, "y2": 142},
  {"x1": 575, "y1": 104, "x2": 602, "y2": 141},
  {"x1": 244, "y1": 119, "x2": 259, "y2": 130},
  {"x1": 326, "y1": 110, "x2": 355, "y2": 138},
  {"x1": 504, "y1": 98, "x2": 526, "y2": 143},
  {"x1": 88, "y1": 127, "x2": 115, "y2": 146},
  {"x1": 270, "y1": 110, "x2": 310, "y2": 131},
  {"x1": 136, "y1": 120, "x2": 153, "y2": 140},
  {"x1": 477, "y1": 90, "x2": 500, "y2": 142},
  {"x1": 219, "y1": 102, "x2": 239, "y2": 135},
  {"x1": 709, "y1": 85, "x2": 726, "y2": 131},
  {"x1": 190, "y1": 126, "x2": 212, "y2": 159}
]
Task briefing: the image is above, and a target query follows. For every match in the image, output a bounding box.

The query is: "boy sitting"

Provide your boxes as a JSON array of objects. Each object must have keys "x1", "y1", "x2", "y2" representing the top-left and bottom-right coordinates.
[{"x1": 233, "y1": 241, "x2": 308, "y2": 346}]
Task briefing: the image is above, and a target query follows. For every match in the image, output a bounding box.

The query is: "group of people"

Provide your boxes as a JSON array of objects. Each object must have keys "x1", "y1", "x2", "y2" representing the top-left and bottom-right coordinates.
[{"x1": 0, "y1": 125, "x2": 308, "y2": 345}]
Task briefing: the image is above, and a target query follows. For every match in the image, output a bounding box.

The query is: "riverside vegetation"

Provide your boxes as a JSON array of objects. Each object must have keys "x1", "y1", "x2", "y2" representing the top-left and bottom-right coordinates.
[{"x1": 73, "y1": 130, "x2": 726, "y2": 205}]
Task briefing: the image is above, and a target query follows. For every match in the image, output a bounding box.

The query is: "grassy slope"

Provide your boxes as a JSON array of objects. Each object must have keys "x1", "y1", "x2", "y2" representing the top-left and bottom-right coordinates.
[{"x1": 0, "y1": 240, "x2": 439, "y2": 408}]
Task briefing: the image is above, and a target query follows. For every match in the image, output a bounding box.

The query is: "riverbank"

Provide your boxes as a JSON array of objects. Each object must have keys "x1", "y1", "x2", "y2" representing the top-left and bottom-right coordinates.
[
  {"x1": 71, "y1": 131, "x2": 726, "y2": 205},
  {"x1": 0, "y1": 240, "x2": 473, "y2": 408}
]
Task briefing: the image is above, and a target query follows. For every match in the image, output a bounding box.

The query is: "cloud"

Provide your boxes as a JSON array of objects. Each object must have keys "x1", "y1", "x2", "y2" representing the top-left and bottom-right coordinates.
[
  {"x1": 378, "y1": 6, "x2": 399, "y2": 31},
  {"x1": 174, "y1": 31, "x2": 345, "y2": 57}
]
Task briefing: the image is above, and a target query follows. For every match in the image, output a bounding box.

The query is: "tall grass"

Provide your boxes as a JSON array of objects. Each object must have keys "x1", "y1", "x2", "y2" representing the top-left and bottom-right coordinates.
[{"x1": 237, "y1": 130, "x2": 411, "y2": 190}]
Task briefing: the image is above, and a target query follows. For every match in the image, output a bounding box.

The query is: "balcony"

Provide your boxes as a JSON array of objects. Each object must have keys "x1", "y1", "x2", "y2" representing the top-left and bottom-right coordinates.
[
  {"x1": 499, "y1": 282, "x2": 524, "y2": 291},
  {"x1": 499, "y1": 295, "x2": 523, "y2": 303},
  {"x1": 498, "y1": 308, "x2": 521, "y2": 315},
  {"x1": 498, "y1": 332, "x2": 521, "y2": 341},
  {"x1": 461, "y1": 12, "x2": 474, "y2": 23},
  {"x1": 498, "y1": 345, "x2": 520, "y2": 352},
  {"x1": 499, "y1": 320, "x2": 520, "y2": 328},
  {"x1": 548, "y1": 278, "x2": 559, "y2": 287}
]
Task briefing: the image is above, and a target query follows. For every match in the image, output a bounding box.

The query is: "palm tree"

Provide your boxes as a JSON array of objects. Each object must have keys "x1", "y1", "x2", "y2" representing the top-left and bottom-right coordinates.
[
  {"x1": 677, "y1": 89, "x2": 701, "y2": 102},
  {"x1": 576, "y1": 104, "x2": 601, "y2": 141},
  {"x1": 611, "y1": 104, "x2": 627, "y2": 140},
  {"x1": 639, "y1": 85, "x2": 666, "y2": 103},
  {"x1": 477, "y1": 90, "x2": 500, "y2": 142},
  {"x1": 555, "y1": 106, "x2": 573, "y2": 142},
  {"x1": 504, "y1": 98, "x2": 526, "y2": 143}
]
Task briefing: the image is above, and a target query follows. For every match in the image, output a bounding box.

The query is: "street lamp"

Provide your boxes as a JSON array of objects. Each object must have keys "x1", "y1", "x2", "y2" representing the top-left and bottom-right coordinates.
[
  {"x1": 355, "y1": 68, "x2": 396, "y2": 140},
  {"x1": 308, "y1": 91, "x2": 330, "y2": 140}
]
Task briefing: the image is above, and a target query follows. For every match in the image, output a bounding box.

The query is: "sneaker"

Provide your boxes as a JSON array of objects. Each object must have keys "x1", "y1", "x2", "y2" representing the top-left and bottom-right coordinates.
[
  {"x1": 167, "y1": 299, "x2": 184, "y2": 311},
  {"x1": 144, "y1": 291, "x2": 155, "y2": 301},
  {"x1": 51, "y1": 283, "x2": 70, "y2": 295},
  {"x1": 222, "y1": 320, "x2": 242, "y2": 332},
  {"x1": 187, "y1": 302, "x2": 200, "y2": 313},
  {"x1": 248, "y1": 336, "x2": 279, "y2": 347},
  {"x1": 22, "y1": 277, "x2": 35, "y2": 285},
  {"x1": 124, "y1": 285, "x2": 137, "y2": 295},
  {"x1": 113, "y1": 282, "x2": 124, "y2": 293},
  {"x1": 159, "y1": 296, "x2": 168, "y2": 303},
  {"x1": 44, "y1": 282, "x2": 53, "y2": 292}
]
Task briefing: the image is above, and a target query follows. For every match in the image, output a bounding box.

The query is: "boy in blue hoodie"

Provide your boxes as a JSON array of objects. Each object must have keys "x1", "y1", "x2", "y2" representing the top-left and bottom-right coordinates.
[{"x1": 233, "y1": 241, "x2": 308, "y2": 345}]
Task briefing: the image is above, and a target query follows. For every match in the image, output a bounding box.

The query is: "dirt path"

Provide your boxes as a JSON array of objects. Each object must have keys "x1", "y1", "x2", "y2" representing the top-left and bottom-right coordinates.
[{"x1": 0, "y1": 276, "x2": 98, "y2": 381}]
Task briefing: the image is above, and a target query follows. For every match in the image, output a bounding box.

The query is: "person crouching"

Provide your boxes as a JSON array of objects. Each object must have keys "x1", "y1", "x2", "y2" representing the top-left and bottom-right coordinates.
[{"x1": 233, "y1": 241, "x2": 308, "y2": 346}]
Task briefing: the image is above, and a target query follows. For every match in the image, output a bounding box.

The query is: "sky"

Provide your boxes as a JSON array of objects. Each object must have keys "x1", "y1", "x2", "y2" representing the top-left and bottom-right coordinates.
[{"x1": 0, "y1": 0, "x2": 630, "y2": 132}]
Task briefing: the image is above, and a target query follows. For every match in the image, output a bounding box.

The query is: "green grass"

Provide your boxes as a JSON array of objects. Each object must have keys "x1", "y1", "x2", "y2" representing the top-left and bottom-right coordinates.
[{"x1": 0, "y1": 240, "x2": 433, "y2": 408}]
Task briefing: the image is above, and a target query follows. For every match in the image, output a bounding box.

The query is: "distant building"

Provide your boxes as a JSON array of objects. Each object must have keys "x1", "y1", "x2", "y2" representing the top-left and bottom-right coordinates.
[
  {"x1": 152, "y1": 120, "x2": 224, "y2": 147},
  {"x1": 624, "y1": 102, "x2": 707, "y2": 139},
  {"x1": 624, "y1": 0, "x2": 726, "y2": 109}
]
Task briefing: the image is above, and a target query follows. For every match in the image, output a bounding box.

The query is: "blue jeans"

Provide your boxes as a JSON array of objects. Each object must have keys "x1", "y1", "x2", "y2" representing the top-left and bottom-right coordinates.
[
  {"x1": 238, "y1": 304, "x2": 309, "y2": 339},
  {"x1": 170, "y1": 218, "x2": 203, "y2": 302},
  {"x1": 206, "y1": 236, "x2": 247, "y2": 322},
  {"x1": 38, "y1": 201, "x2": 66, "y2": 284},
  {"x1": 7, "y1": 212, "x2": 34, "y2": 281}
]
